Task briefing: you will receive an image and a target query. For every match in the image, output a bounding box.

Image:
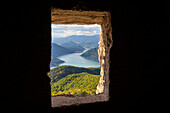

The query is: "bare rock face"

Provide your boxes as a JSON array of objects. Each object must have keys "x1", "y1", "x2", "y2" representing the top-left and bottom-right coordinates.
[
  {"x1": 96, "y1": 14, "x2": 112, "y2": 95},
  {"x1": 51, "y1": 9, "x2": 113, "y2": 107}
]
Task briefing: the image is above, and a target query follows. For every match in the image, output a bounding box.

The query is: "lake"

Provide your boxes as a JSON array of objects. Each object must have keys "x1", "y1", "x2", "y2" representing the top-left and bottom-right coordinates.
[{"x1": 50, "y1": 49, "x2": 100, "y2": 69}]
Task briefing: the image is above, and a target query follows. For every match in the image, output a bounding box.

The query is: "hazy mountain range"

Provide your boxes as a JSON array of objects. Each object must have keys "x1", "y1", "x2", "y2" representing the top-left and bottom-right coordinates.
[
  {"x1": 53, "y1": 35, "x2": 99, "y2": 49},
  {"x1": 51, "y1": 43, "x2": 72, "y2": 67},
  {"x1": 51, "y1": 43, "x2": 73, "y2": 58},
  {"x1": 61, "y1": 41, "x2": 85, "y2": 53},
  {"x1": 51, "y1": 35, "x2": 99, "y2": 67},
  {"x1": 81, "y1": 47, "x2": 99, "y2": 61}
]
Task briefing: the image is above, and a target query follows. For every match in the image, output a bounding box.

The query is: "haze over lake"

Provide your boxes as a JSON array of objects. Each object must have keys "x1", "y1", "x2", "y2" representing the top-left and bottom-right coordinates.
[
  {"x1": 51, "y1": 49, "x2": 100, "y2": 69},
  {"x1": 50, "y1": 24, "x2": 101, "y2": 69},
  {"x1": 49, "y1": 24, "x2": 102, "y2": 96}
]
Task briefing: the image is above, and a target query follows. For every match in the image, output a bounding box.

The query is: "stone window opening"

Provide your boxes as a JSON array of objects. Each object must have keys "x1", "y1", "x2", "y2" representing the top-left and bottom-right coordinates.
[{"x1": 51, "y1": 8, "x2": 113, "y2": 107}]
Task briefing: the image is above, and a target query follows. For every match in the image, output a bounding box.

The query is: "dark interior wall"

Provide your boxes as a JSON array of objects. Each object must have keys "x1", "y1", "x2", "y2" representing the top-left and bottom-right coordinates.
[
  {"x1": 2, "y1": 1, "x2": 51, "y2": 112},
  {"x1": 1, "y1": 0, "x2": 168, "y2": 113}
]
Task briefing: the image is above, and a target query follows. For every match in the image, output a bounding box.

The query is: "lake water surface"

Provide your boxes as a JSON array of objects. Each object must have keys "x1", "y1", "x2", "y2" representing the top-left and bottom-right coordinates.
[{"x1": 50, "y1": 49, "x2": 100, "y2": 69}]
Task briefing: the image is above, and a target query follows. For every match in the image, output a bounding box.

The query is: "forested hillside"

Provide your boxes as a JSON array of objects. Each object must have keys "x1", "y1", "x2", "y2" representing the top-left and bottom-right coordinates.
[
  {"x1": 51, "y1": 72, "x2": 100, "y2": 96},
  {"x1": 81, "y1": 47, "x2": 99, "y2": 61},
  {"x1": 48, "y1": 65, "x2": 101, "y2": 96},
  {"x1": 48, "y1": 65, "x2": 100, "y2": 83}
]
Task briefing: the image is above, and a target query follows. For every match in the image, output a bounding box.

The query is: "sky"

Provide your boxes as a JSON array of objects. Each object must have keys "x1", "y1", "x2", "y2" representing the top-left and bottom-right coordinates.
[{"x1": 51, "y1": 24, "x2": 101, "y2": 39}]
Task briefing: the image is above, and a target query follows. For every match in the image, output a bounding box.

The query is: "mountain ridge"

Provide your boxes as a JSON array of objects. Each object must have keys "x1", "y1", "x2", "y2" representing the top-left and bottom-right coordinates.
[
  {"x1": 61, "y1": 41, "x2": 85, "y2": 52},
  {"x1": 53, "y1": 35, "x2": 99, "y2": 48},
  {"x1": 51, "y1": 43, "x2": 73, "y2": 57},
  {"x1": 81, "y1": 47, "x2": 99, "y2": 61},
  {"x1": 48, "y1": 65, "x2": 100, "y2": 83},
  {"x1": 51, "y1": 43, "x2": 74, "y2": 67},
  {"x1": 50, "y1": 57, "x2": 64, "y2": 67}
]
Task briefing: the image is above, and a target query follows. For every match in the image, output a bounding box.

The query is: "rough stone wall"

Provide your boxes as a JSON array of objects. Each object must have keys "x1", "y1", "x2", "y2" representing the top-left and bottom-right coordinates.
[
  {"x1": 51, "y1": 9, "x2": 109, "y2": 25},
  {"x1": 96, "y1": 15, "x2": 113, "y2": 97},
  {"x1": 51, "y1": 9, "x2": 112, "y2": 107}
]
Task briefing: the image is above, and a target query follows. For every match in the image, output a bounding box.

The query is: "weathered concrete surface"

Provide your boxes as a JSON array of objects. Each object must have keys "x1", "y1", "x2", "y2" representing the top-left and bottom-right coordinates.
[
  {"x1": 51, "y1": 9, "x2": 113, "y2": 107},
  {"x1": 51, "y1": 94, "x2": 108, "y2": 107}
]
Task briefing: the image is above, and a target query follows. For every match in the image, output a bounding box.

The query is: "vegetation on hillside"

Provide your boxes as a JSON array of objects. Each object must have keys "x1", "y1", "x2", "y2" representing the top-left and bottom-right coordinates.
[
  {"x1": 81, "y1": 47, "x2": 99, "y2": 61},
  {"x1": 48, "y1": 65, "x2": 100, "y2": 83},
  {"x1": 51, "y1": 72, "x2": 100, "y2": 96},
  {"x1": 48, "y1": 65, "x2": 101, "y2": 96}
]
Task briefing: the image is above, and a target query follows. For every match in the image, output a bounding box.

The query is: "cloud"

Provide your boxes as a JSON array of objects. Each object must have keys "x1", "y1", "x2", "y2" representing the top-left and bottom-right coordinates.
[
  {"x1": 51, "y1": 24, "x2": 101, "y2": 38},
  {"x1": 83, "y1": 24, "x2": 100, "y2": 29},
  {"x1": 93, "y1": 31, "x2": 97, "y2": 34}
]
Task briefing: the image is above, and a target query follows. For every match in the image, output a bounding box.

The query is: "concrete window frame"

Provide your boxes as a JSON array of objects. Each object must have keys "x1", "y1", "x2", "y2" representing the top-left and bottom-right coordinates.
[{"x1": 51, "y1": 8, "x2": 113, "y2": 107}]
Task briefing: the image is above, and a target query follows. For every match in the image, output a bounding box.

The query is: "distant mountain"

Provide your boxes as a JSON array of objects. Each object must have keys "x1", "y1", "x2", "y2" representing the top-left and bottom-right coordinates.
[
  {"x1": 51, "y1": 43, "x2": 73, "y2": 58},
  {"x1": 50, "y1": 57, "x2": 64, "y2": 67},
  {"x1": 82, "y1": 41, "x2": 99, "y2": 49},
  {"x1": 61, "y1": 41, "x2": 85, "y2": 52},
  {"x1": 81, "y1": 47, "x2": 99, "y2": 61},
  {"x1": 53, "y1": 35, "x2": 99, "y2": 49}
]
